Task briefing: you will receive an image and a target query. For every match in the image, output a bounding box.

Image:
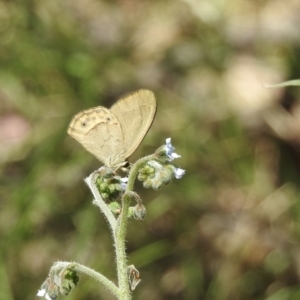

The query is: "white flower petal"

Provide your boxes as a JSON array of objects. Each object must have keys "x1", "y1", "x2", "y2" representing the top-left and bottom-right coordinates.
[
  {"x1": 164, "y1": 138, "x2": 181, "y2": 161},
  {"x1": 45, "y1": 293, "x2": 53, "y2": 300},
  {"x1": 37, "y1": 289, "x2": 46, "y2": 297},
  {"x1": 121, "y1": 177, "x2": 128, "y2": 183},
  {"x1": 171, "y1": 153, "x2": 181, "y2": 159},
  {"x1": 119, "y1": 177, "x2": 128, "y2": 189},
  {"x1": 174, "y1": 168, "x2": 185, "y2": 179}
]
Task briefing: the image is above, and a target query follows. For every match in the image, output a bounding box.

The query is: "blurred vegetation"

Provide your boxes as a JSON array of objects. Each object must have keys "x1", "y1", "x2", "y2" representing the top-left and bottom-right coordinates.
[{"x1": 2, "y1": 0, "x2": 300, "y2": 299}]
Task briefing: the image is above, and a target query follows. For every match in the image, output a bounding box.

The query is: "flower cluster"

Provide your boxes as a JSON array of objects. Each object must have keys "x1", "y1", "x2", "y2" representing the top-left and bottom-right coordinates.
[
  {"x1": 95, "y1": 167, "x2": 127, "y2": 202},
  {"x1": 138, "y1": 138, "x2": 185, "y2": 190},
  {"x1": 37, "y1": 265, "x2": 79, "y2": 300}
]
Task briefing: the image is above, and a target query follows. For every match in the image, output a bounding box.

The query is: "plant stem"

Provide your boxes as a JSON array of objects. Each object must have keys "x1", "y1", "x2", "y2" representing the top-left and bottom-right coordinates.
[
  {"x1": 52, "y1": 261, "x2": 121, "y2": 298},
  {"x1": 114, "y1": 193, "x2": 132, "y2": 299},
  {"x1": 85, "y1": 170, "x2": 117, "y2": 232},
  {"x1": 126, "y1": 154, "x2": 154, "y2": 192},
  {"x1": 113, "y1": 154, "x2": 155, "y2": 299},
  {"x1": 82, "y1": 155, "x2": 155, "y2": 300}
]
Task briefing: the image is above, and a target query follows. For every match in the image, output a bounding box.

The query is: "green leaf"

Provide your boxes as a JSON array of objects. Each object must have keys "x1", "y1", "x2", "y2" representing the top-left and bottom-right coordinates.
[{"x1": 264, "y1": 79, "x2": 300, "y2": 88}]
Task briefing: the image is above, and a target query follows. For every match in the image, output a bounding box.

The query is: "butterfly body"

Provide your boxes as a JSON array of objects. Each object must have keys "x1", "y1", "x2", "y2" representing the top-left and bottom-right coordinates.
[{"x1": 68, "y1": 90, "x2": 156, "y2": 169}]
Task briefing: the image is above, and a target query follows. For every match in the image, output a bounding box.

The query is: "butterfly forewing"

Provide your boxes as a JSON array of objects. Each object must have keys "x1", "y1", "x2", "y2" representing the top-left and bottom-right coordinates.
[{"x1": 110, "y1": 89, "x2": 156, "y2": 159}]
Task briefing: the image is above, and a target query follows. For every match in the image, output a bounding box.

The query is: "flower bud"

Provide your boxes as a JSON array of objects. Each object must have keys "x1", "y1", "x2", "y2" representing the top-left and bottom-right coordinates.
[
  {"x1": 59, "y1": 266, "x2": 79, "y2": 296},
  {"x1": 108, "y1": 201, "x2": 121, "y2": 215},
  {"x1": 137, "y1": 164, "x2": 155, "y2": 181},
  {"x1": 94, "y1": 167, "x2": 127, "y2": 201},
  {"x1": 155, "y1": 138, "x2": 181, "y2": 163},
  {"x1": 37, "y1": 266, "x2": 79, "y2": 300},
  {"x1": 152, "y1": 179, "x2": 163, "y2": 190},
  {"x1": 127, "y1": 265, "x2": 141, "y2": 291},
  {"x1": 138, "y1": 160, "x2": 182, "y2": 189},
  {"x1": 132, "y1": 203, "x2": 147, "y2": 220},
  {"x1": 37, "y1": 277, "x2": 60, "y2": 300}
]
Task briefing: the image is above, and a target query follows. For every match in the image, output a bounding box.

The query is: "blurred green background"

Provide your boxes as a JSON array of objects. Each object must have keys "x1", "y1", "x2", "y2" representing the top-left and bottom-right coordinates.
[{"x1": 2, "y1": 0, "x2": 300, "y2": 299}]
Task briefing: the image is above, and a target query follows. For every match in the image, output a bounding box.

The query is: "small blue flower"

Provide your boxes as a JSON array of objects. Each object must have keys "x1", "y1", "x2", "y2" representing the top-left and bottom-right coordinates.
[
  {"x1": 174, "y1": 167, "x2": 185, "y2": 179},
  {"x1": 120, "y1": 177, "x2": 128, "y2": 190},
  {"x1": 165, "y1": 138, "x2": 181, "y2": 161},
  {"x1": 37, "y1": 288, "x2": 55, "y2": 300}
]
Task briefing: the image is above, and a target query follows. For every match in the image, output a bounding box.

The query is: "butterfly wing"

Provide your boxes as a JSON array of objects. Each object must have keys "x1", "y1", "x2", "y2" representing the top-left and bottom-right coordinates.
[
  {"x1": 110, "y1": 89, "x2": 156, "y2": 159},
  {"x1": 67, "y1": 107, "x2": 126, "y2": 167}
]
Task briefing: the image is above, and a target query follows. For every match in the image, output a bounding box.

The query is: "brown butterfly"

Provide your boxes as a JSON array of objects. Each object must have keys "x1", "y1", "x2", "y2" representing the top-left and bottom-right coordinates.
[{"x1": 68, "y1": 90, "x2": 156, "y2": 168}]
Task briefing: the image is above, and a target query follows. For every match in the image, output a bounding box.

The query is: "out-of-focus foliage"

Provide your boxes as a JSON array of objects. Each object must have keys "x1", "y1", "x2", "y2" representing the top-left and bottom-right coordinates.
[{"x1": 2, "y1": 0, "x2": 300, "y2": 299}]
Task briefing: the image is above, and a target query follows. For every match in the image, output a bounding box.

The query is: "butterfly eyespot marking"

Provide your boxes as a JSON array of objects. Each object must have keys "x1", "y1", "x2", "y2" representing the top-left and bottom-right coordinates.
[{"x1": 81, "y1": 118, "x2": 90, "y2": 127}]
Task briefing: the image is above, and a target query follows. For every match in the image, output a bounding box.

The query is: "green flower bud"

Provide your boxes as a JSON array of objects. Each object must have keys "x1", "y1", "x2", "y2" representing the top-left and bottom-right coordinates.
[
  {"x1": 94, "y1": 167, "x2": 127, "y2": 201},
  {"x1": 132, "y1": 203, "x2": 146, "y2": 220},
  {"x1": 60, "y1": 267, "x2": 79, "y2": 296},
  {"x1": 108, "y1": 201, "x2": 121, "y2": 215},
  {"x1": 152, "y1": 179, "x2": 163, "y2": 190},
  {"x1": 127, "y1": 207, "x2": 135, "y2": 219}
]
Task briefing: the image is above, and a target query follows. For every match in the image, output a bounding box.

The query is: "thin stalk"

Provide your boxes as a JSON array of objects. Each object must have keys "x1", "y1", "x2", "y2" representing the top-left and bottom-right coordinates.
[
  {"x1": 85, "y1": 170, "x2": 117, "y2": 232},
  {"x1": 52, "y1": 261, "x2": 121, "y2": 298},
  {"x1": 113, "y1": 154, "x2": 155, "y2": 299},
  {"x1": 126, "y1": 154, "x2": 154, "y2": 192},
  {"x1": 114, "y1": 193, "x2": 132, "y2": 299}
]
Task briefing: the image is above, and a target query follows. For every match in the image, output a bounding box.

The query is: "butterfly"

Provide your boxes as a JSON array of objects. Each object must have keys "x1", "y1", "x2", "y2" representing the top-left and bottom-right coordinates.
[{"x1": 67, "y1": 89, "x2": 156, "y2": 169}]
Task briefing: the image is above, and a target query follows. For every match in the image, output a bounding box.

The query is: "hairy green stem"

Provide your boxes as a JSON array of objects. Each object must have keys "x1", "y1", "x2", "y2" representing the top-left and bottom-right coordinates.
[
  {"x1": 52, "y1": 261, "x2": 121, "y2": 298},
  {"x1": 81, "y1": 155, "x2": 155, "y2": 300},
  {"x1": 85, "y1": 170, "x2": 117, "y2": 232},
  {"x1": 126, "y1": 154, "x2": 155, "y2": 192},
  {"x1": 114, "y1": 193, "x2": 132, "y2": 299},
  {"x1": 113, "y1": 154, "x2": 155, "y2": 299}
]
